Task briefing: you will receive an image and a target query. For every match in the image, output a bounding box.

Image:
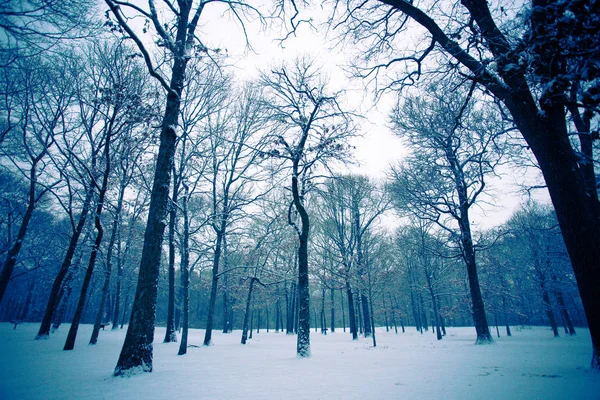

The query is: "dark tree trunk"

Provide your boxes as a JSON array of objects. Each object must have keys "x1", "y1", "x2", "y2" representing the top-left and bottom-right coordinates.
[
  {"x1": 291, "y1": 171, "x2": 311, "y2": 357},
  {"x1": 241, "y1": 278, "x2": 255, "y2": 344},
  {"x1": 361, "y1": 293, "x2": 371, "y2": 337},
  {"x1": 356, "y1": 291, "x2": 363, "y2": 334},
  {"x1": 257, "y1": 309, "x2": 261, "y2": 333},
  {"x1": 320, "y1": 287, "x2": 327, "y2": 334},
  {"x1": 164, "y1": 174, "x2": 180, "y2": 343},
  {"x1": 204, "y1": 225, "x2": 225, "y2": 346},
  {"x1": 540, "y1": 280, "x2": 559, "y2": 337},
  {"x1": 330, "y1": 287, "x2": 335, "y2": 333},
  {"x1": 52, "y1": 266, "x2": 77, "y2": 332},
  {"x1": 555, "y1": 289, "x2": 575, "y2": 335},
  {"x1": 113, "y1": 53, "x2": 187, "y2": 375},
  {"x1": 0, "y1": 155, "x2": 43, "y2": 305},
  {"x1": 275, "y1": 298, "x2": 281, "y2": 332},
  {"x1": 91, "y1": 181, "x2": 124, "y2": 344},
  {"x1": 177, "y1": 192, "x2": 190, "y2": 355},
  {"x1": 36, "y1": 186, "x2": 94, "y2": 339},
  {"x1": 409, "y1": 271, "x2": 421, "y2": 332},
  {"x1": 346, "y1": 283, "x2": 357, "y2": 339},
  {"x1": 425, "y1": 272, "x2": 442, "y2": 340},
  {"x1": 341, "y1": 288, "x2": 346, "y2": 333},
  {"x1": 502, "y1": 295, "x2": 512, "y2": 337},
  {"x1": 249, "y1": 309, "x2": 254, "y2": 340},
  {"x1": 64, "y1": 128, "x2": 112, "y2": 351},
  {"x1": 177, "y1": 262, "x2": 189, "y2": 355},
  {"x1": 457, "y1": 210, "x2": 491, "y2": 343},
  {"x1": 418, "y1": 292, "x2": 428, "y2": 332}
]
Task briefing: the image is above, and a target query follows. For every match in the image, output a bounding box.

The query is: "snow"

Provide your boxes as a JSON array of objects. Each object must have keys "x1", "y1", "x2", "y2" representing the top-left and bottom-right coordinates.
[{"x1": 1, "y1": 323, "x2": 599, "y2": 399}]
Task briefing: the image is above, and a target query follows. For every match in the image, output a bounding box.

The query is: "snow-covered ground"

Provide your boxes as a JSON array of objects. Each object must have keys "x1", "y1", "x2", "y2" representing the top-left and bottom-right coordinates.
[{"x1": 1, "y1": 323, "x2": 598, "y2": 399}]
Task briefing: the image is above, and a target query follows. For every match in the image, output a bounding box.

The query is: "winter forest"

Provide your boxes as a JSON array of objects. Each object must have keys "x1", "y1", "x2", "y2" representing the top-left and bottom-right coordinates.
[{"x1": 1, "y1": 0, "x2": 600, "y2": 398}]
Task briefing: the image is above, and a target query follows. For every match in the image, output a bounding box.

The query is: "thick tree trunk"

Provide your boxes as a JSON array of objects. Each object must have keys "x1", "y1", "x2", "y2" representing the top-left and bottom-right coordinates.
[
  {"x1": 113, "y1": 55, "x2": 186, "y2": 375},
  {"x1": 36, "y1": 186, "x2": 94, "y2": 339}
]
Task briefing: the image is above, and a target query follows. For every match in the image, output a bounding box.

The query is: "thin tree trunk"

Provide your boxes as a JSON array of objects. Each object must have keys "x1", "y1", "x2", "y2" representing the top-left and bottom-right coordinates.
[
  {"x1": 178, "y1": 192, "x2": 190, "y2": 355},
  {"x1": 0, "y1": 155, "x2": 42, "y2": 305},
  {"x1": 65, "y1": 128, "x2": 113, "y2": 351},
  {"x1": 164, "y1": 173, "x2": 180, "y2": 343},
  {"x1": 341, "y1": 288, "x2": 346, "y2": 333},
  {"x1": 91, "y1": 182, "x2": 124, "y2": 344},
  {"x1": 204, "y1": 226, "x2": 225, "y2": 346},
  {"x1": 241, "y1": 278, "x2": 255, "y2": 344},
  {"x1": 502, "y1": 294, "x2": 512, "y2": 336},
  {"x1": 346, "y1": 283, "x2": 357, "y2": 340},
  {"x1": 330, "y1": 287, "x2": 335, "y2": 333},
  {"x1": 36, "y1": 186, "x2": 94, "y2": 339}
]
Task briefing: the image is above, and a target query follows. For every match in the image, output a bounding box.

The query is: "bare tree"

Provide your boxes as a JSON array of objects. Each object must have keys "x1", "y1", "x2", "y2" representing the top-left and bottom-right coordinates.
[
  {"x1": 0, "y1": 55, "x2": 69, "y2": 304},
  {"x1": 261, "y1": 57, "x2": 357, "y2": 356},
  {"x1": 105, "y1": 0, "x2": 264, "y2": 375},
  {"x1": 331, "y1": 0, "x2": 600, "y2": 367},
  {"x1": 202, "y1": 83, "x2": 268, "y2": 346},
  {"x1": 0, "y1": 0, "x2": 97, "y2": 63},
  {"x1": 389, "y1": 81, "x2": 508, "y2": 343}
]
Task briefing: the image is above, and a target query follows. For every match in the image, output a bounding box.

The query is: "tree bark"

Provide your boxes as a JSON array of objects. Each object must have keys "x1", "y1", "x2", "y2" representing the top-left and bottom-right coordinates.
[{"x1": 113, "y1": 53, "x2": 187, "y2": 375}]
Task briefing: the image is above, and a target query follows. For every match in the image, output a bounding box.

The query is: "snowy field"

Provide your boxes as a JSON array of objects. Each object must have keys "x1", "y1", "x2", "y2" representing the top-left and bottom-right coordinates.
[{"x1": 1, "y1": 323, "x2": 599, "y2": 399}]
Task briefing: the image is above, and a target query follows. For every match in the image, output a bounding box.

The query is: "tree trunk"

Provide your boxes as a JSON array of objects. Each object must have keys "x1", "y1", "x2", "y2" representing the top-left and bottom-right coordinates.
[
  {"x1": 241, "y1": 278, "x2": 255, "y2": 344},
  {"x1": 502, "y1": 294, "x2": 512, "y2": 337},
  {"x1": 457, "y1": 210, "x2": 491, "y2": 343},
  {"x1": 91, "y1": 182, "x2": 124, "y2": 344},
  {"x1": 341, "y1": 288, "x2": 346, "y2": 333},
  {"x1": 113, "y1": 54, "x2": 187, "y2": 375},
  {"x1": 425, "y1": 272, "x2": 442, "y2": 341},
  {"x1": 330, "y1": 287, "x2": 335, "y2": 333},
  {"x1": 177, "y1": 193, "x2": 190, "y2": 355},
  {"x1": 36, "y1": 186, "x2": 94, "y2": 339},
  {"x1": 540, "y1": 280, "x2": 559, "y2": 337},
  {"x1": 204, "y1": 226, "x2": 225, "y2": 346},
  {"x1": 65, "y1": 128, "x2": 112, "y2": 351},
  {"x1": 555, "y1": 289, "x2": 575, "y2": 335},
  {"x1": 164, "y1": 174, "x2": 180, "y2": 343},
  {"x1": 291, "y1": 171, "x2": 311, "y2": 357},
  {"x1": 346, "y1": 282, "x2": 357, "y2": 339},
  {"x1": 0, "y1": 157, "x2": 41, "y2": 305},
  {"x1": 320, "y1": 287, "x2": 327, "y2": 334}
]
